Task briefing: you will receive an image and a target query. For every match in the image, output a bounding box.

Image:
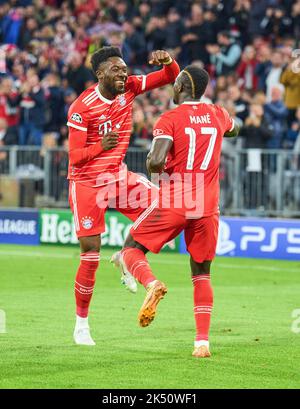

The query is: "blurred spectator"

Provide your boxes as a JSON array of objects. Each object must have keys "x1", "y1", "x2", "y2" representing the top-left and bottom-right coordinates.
[
  {"x1": 146, "y1": 16, "x2": 167, "y2": 51},
  {"x1": 0, "y1": 118, "x2": 8, "y2": 162},
  {"x1": 264, "y1": 84, "x2": 288, "y2": 149},
  {"x1": 236, "y1": 45, "x2": 258, "y2": 91},
  {"x1": 224, "y1": 100, "x2": 244, "y2": 130},
  {"x1": 60, "y1": 87, "x2": 77, "y2": 128},
  {"x1": 0, "y1": 75, "x2": 19, "y2": 144},
  {"x1": 292, "y1": 0, "x2": 300, "y2": 41},
  {"x1": 0, "y1": 116, "x2": 16, "y2": 147},
  {"x1": 42, "y1": 73, "x2": 65, "y2": 133},
  {"x1": 227, "y1": 84, "x2": 249, "y2": 122},
  {"x1": 1, "y1": 7, "x2": 24, "y2": 45},
  {"x1": 280, "y1": 61, "x2": 300, "y2": 125},
  {"x1": 207, "y1": 31, "x2": 242, "y2": 76},
  {"x1": 262, "y1": 6, "x2": 294, "y2": 39},
  {"x1": 255, "y1": 44, "x2": 272, "y2": 91},
  {"x1": 134, "y1": 2, "x2": 151, "y2": 32},
  {"x1": 122, "y1": 21, "x2": 147, "y2": 65},
  {"x1": 265, "y1": 50, "x2": 284, "y2": 102},
  {"x1": 182, "y1": 4, "x2": 216, "y2": 65},
  {"x1": 74, "y1": 27, "x2": 91, "y2": 57},
  {"x1": 74, "y1": 0, "x2": 99, "y2": 18},
  {"x1": 18, "y1": 17, "x2": 39, "y2": 49},
  {"x1": 285, "y1": 107, "x2": 300, "y2": 149},
  {"x1": 64, "y1": 51, "x2": 95, "y2": 95},
  {"x1": 53, "y1": 22, "x2": 75, "y2": 60},
  {"x1": 110, "y1": 0, "x2": 134, "y2": 25},
  {"x1": 242, "y1": 103, "x2": 272, "y2": 149},
  {"x1": 19, "y1": 74, "x2": 46, "y2": 145},
  {"x1": 40, "y1": 131, "x2": 57, "y2": 157},
  {"x1": 248, "y1": 0, "x2": 270, "y2": 39},
  {"x1": 164, "y1": 8, "x2": 185, "y2": 55},
  {"x1": 221, "y1": 100, "x2": 243, "y2": 156},
  {"x1": 229, "y1": 0, "x2": 251, "y2": 46},
  {"x1": 131, "y1": 99, "x2": 151, "y2": 149}
]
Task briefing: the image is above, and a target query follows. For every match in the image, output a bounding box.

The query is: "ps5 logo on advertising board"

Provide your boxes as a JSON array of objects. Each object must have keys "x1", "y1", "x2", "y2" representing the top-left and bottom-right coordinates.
[
  {"x1": 240, "y1": 226, "x2": 300, "y2": 254},
  {"x1": 216, "y1": 219, "x2": 300, "y2": 259}
]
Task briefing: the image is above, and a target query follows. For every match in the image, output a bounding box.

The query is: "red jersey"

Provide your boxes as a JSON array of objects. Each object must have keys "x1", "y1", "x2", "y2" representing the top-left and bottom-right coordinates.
[
  {"x1": 152, "y1": 102, "x2": 234, "y2": 216},
  {"x1": 0, "y1": 92, "x2": 19, "y2": 126},
  {"x1": 67, "y1": 60, "x2": 180, "y2": 186}
]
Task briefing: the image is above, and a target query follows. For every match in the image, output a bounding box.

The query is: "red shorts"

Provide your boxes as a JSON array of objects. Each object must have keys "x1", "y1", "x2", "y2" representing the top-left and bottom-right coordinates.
[
  {"x1": 131, "y1": 204, "x2": 219, "y2": 262},
  {"x1": 69, "y1": 171, "x2": 159, "y2": 238}
]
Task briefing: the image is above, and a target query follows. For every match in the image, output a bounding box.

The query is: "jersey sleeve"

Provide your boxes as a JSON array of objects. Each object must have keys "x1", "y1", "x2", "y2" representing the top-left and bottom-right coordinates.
[
  {"x1": 67, "y1": 101, "x2": 89, "y2": 132},
  {"x1": 153, "y1": 112, "x2": 174, "y2": 142},
  {"x1": 126, "y1": 60, "x2": 180, "y2": 96},
  {"x1": 67, "y1": 101, "x2": 104, "y2": 166},
  {"x1": 219, "y1": 106, "x2": 235, "y2": 133}
]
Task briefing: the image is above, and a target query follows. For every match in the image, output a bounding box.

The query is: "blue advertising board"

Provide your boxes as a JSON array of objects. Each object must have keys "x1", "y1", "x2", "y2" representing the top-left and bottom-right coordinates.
[
  {"x1": 180, "y1": 217, "x2": 300, "y2": 261},
  {"x1": 0, "y1": 210, "x2": 39, "y2": 245}
]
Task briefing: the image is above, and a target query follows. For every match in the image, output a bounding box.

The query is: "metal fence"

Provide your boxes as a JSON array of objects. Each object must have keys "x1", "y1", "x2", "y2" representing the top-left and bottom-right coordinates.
[{"x1": 0, "y1": 146, "x2": 299, "y2": 217}]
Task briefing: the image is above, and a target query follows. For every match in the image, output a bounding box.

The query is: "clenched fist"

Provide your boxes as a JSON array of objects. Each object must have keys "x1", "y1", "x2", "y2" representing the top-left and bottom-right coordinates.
[{"x1": 149, "y1": 50, "x2": 173, "y2": 66}]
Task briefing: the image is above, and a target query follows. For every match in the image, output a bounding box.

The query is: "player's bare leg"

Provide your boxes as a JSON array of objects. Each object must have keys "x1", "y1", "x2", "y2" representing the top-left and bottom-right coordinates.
[
  {"x1": 73, "y1": 235, "x2": 101, "y2": 346},
  {"x1": 190, "y1": 258, "x2": 213, "y2": 358},
  {"x1": 121, "y1": 234, "x2": 167, "y2": 327}
]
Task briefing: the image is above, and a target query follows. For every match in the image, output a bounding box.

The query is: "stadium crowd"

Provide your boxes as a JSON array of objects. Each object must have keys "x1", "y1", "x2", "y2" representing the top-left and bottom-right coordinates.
[{"x1": 0, "y1": 0, "x2": 300, "y2": 154}]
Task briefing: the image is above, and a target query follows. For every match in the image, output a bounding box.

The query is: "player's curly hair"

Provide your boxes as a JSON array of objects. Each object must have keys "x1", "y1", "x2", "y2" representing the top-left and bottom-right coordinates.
[
  {"x1": 91, "y1": 46, "x2": 123, "y2": 75},
  {"x1": 182, "y1": 65, "x2": 209, "y2": 99}
]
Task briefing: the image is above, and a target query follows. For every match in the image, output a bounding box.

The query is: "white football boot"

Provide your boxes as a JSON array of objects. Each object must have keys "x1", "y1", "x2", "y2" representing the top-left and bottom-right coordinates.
[
  {"x1": 73, "y1": 316, "x2": 96, "y2": 346},
  {"x1": 110, "y1": 251, "x2": 137, "y2": 294}
]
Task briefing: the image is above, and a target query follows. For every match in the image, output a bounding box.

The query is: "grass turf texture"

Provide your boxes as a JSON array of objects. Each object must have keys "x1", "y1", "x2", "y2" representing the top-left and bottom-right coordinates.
[{"x1": 0, "y1": 244, "x2": 299, "y2": 389}]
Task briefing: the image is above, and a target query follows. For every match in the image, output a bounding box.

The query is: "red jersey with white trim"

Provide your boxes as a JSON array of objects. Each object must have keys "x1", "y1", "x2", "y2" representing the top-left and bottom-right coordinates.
[
  {"x1": 67, "y1": 60, "x2": 180, "y2": 186},
  {"x1": 153, "y1": 102, "x2": 234, "y2": 216}
]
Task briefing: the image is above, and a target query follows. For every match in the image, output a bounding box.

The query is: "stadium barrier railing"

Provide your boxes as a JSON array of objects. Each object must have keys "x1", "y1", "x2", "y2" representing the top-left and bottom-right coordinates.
[{"x1": 0, "y1": 146, "x2": 299, "y2": 217}]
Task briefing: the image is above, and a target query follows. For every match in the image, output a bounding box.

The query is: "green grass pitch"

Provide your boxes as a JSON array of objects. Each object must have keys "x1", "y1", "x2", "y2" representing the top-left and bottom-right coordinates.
[{"x1": 0, "y1": 244, "x2": 299, "y2": 389}]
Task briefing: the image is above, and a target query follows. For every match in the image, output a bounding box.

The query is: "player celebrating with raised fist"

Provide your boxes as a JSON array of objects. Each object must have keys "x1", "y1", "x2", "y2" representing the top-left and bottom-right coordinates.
[
  {"x1": 111, "y1": 65, "x2": 239, "y2": 358},
  {"x1": 67, "y1": 46, "x2": 180, "y2": 345}
]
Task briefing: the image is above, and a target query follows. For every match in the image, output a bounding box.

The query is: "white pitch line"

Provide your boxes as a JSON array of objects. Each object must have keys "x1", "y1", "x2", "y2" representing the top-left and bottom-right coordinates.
[{"x1": 0, "y1": 250, "x2": 299, "y2": 273}]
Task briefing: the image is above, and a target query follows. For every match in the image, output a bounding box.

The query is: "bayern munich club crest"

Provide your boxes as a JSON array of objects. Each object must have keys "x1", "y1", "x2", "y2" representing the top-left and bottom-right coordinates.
[
  {"x1": 118, "y1": 95, "x2": 126, "y2": 106},
  {"x1": 81, "y1": 216, "x2": 94, "y2": 230}
]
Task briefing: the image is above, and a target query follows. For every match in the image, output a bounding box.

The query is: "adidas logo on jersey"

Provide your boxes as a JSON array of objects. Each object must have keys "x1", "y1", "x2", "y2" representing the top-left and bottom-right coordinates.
[{"x1": 99, "y1": 114, "x2": 106, "y2": 120}]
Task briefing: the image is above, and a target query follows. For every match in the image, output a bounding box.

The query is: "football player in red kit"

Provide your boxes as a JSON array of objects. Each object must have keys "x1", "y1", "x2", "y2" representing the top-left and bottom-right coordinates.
[
  {"x1": 68, "y1": 46, "x2": 180, "y2": 345},
  {"x1": 111, "y1": 65, "x2": 239, "y2": 358}
]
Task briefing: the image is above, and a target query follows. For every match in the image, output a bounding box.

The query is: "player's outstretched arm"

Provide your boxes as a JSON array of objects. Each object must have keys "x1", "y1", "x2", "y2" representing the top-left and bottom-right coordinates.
[
  {"x1": 224, "y1": 121, "x2": 240, "y2": 138},
  {"x1": 129, "y1": 51, "x2": 180, "y2": 95},
  {"x1": 146, "y1": 50, "x2": 180, "y2": 90},
  {"x1": 146, "y1": 138, "x2": 173, "y2": 174}
]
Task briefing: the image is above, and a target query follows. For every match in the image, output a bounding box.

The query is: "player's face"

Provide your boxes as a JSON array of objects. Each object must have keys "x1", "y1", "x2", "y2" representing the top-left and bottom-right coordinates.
[{"x1": 100, "y1": 57, "x2": 128, "y2": 96}]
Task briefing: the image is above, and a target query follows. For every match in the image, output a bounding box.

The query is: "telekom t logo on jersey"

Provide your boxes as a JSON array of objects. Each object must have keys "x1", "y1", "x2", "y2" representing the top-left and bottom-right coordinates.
[{"x1": 99, "y1": 120, "x2": 112, "y2": 135}]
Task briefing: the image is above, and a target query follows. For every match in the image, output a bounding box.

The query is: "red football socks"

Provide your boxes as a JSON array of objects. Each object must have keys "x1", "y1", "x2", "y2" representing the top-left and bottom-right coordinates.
[
  {"x1": 192, "y1": 274, "x2": 213, "y2": 341},
  {"x1": 75, "y1": 252, "x2": 100, "y2": 318},
  {"x1": 121, "y1": 247, "x2": 156, "y2": 288}
]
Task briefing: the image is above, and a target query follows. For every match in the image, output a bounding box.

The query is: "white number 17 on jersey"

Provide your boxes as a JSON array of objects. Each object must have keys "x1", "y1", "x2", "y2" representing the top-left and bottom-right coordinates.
[{"x1": 185, "y1": 127, "x2": 217, "y2": 170}]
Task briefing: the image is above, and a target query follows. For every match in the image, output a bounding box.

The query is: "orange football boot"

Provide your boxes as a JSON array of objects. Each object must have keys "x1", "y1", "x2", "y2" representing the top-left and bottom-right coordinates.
[
  {"x1": 192, "y1": 345, "x2": 211, "y2": 358},
  {"x1": 138, "y1": 280, "x2": 167, "y2": 327}
]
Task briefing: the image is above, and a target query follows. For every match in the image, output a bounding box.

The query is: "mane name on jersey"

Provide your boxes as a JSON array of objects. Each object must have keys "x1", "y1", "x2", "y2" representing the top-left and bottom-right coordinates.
[{"x1": 189, "y1": 114, "x2": 211, "y2": 124}]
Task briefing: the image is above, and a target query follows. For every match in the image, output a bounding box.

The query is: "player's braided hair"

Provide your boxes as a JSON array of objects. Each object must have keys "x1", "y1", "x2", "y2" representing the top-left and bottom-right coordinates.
[
  {"x1": 91, "y1": 46, "x2": 123, "y2": 75},
  {"x1": 182, "y1": 65, "x2": 209, "y2": 99}
]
